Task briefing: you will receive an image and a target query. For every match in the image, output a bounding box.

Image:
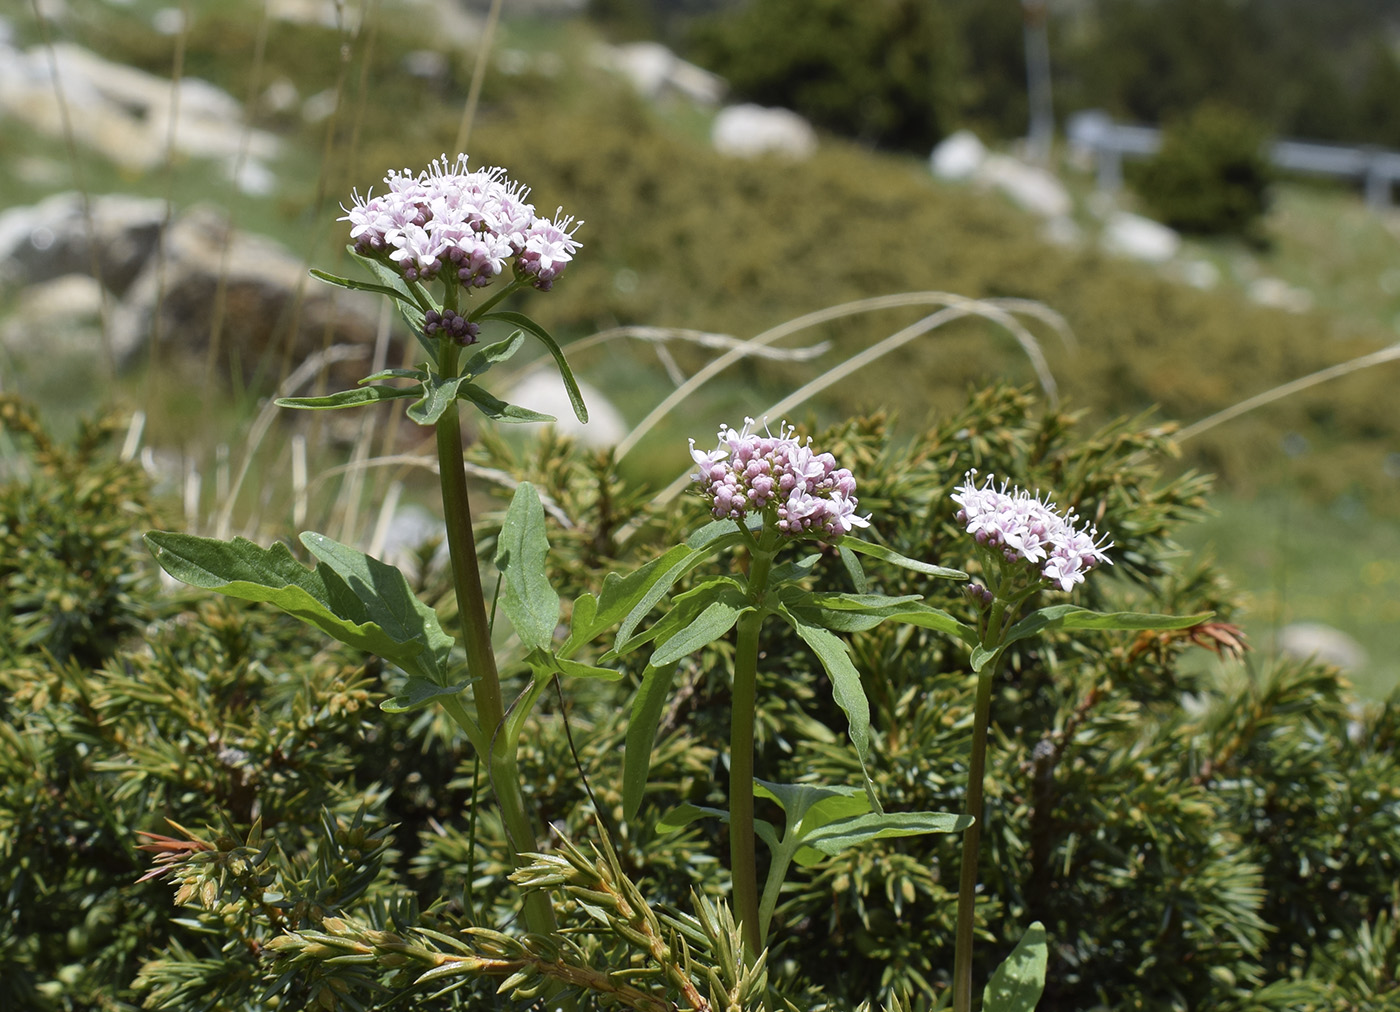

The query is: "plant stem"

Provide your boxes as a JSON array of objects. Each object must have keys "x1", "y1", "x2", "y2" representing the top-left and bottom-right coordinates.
[
  {"x1": 433, "y1": 338, "x2": 556, "y2": 937},
  {"x1": 952, "y1": 587, "x2": 1011, "y2": 1012},
  {"x1": 730, "y1": 544, "x2": 775, "y2": 958}
]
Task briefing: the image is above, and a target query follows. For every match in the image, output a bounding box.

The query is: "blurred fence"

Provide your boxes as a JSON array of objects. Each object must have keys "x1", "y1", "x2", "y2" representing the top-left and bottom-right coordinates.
[{"x1": 1068, "y1": 110, "x2": 1400, "y2": 208}]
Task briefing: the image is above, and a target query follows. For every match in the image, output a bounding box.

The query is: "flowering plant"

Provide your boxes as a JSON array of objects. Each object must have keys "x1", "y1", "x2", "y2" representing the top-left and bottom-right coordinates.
[{"x1": 140, "y1": 158, "x2": 1206, "y2": 1012}]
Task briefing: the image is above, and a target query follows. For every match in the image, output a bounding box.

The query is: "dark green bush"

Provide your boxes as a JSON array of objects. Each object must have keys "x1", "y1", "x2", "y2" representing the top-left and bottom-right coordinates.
[
  {"x1": 5, "y1": 395, "x2": 1397, "y2": 1010},
  {"x1": 1132, "y1": 104, "x2": 1274, "y2": 237},
  {"x1": 0, "y1": 399, "x2": 155, "y2": 667},
  {"x1": 686, "y1": 0, "x2": 962, "y2": 151}
]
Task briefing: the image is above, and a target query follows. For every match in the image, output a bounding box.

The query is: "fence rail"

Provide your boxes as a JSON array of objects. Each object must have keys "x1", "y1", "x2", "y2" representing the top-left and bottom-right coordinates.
[{"x1": 1067, "y1": 111, "x2": 1400, "y2": 208}]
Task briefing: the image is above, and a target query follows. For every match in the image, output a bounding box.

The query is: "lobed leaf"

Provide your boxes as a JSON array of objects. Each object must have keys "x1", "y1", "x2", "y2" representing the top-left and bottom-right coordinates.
[
  {"x1": 406, "y1": 371, "x2": 471, "y2": 427},
  {"x1": 145, "y1": 531, "x2": 454, "y2": 683},
  {"x1": 380, "y1": 676, "x2": 472, "y2": 714},
  {"x1": 462, "y1": 331, "x2": 526, "y2": 377}
]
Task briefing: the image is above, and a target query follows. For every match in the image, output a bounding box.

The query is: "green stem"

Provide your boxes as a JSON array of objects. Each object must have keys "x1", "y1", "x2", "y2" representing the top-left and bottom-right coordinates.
[
  {"x1": 952, "y1": 580, "x2": 1013, "y2": 1012},
  {"x1": 730, "y1": 544, "x2": 776, "y2": 958},
  {"x1": 433, "y1": 337, "x2": 556, "y2": 938},
  {"x1": 467, "y1": 277, "x2": 529, "y2": 322},
  {"x1": 757, "y1": 841, "x2": 793, "y2": 943}
]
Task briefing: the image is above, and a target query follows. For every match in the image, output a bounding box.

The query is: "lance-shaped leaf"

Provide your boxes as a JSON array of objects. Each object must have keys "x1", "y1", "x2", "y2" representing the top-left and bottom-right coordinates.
[
  {"x1": 839, "y1": 545, "x2": 869, "y2": 593},
  {"x1": 362, "y1": 367, "x2": 428, "y2": 383},
  {"x1": 616, "y1": 577, "x2": 743, "y2": 657},
  {"x1": 685, "y1": 514, "x2": 760, "y2": 551},
  {"x1": 794, "y1": 592, "x2": 976, "y2": 643},
  {"x1": 554, "y1": 657, "x2": 624, "y2": 681},
  {"x1": 656, "y1": 802, "x2": 781, "y2": 853},
  {"x1": 145, "y1": 531, "x2": 454, "y2": 683},
  {"x1": 1003, "y1": 605, "x2": 1212, "y2": 648},
  {"x1": 649, "y1": 593, "x2": 753, "y2": 668},
  {"x1": 479, "y1": 310, "x2": 588, "y2": 423},
  {"x1": 780, "y1": 605, "x2": 878, "y2": 809},
  {"x1": 983, "y1": 921, "x2": 1048, "y2": 1012},
  {"x1": 799, "y1": 810, "x2": 971, "y2": 863},
  {"x1": 623, "y1": 663, "x2": 679, "y2": 818},
  {"x1": 276, "y1": 384, "x2": 421, "y2": 411},
  {"x1": 456, "y1": 381, "x2": 554, "y2": 424},
  {"x1": 614, "y1": 533, "x2": 748, "y2": 647},
  {"x1": 381, "y1": 676, "x2": 472, "y2": 714},
  {"x1": 838, "y1": 537, "x2": 967, "y2": 580},
  {"x1": 560, "y1": 544, "x2": 692, "y2": 658},
  {"x1": 310, "y1": 267, "x2": 417, "y2": 307},
  {"x1": 462, "y1": 331, "x2": 526, "y2": 378},
  {"x1": 494, "y1": 483, "x2": 559, "y2": 652}
]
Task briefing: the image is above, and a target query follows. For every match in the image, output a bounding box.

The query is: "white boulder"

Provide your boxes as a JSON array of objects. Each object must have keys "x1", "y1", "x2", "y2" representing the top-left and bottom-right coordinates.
[
  {"x1": 1100, "y1": 211, "x2": 1181, "y2": 263},
  {"x1": 930, "y1": 130, "x2": 986, "y2": 181},
  {"x1": 1248, "y1": 277, "x2": 1314, "y2": 314},
  {"x1": 1280, "y1": 622, "x2": 1367, "y2": 671},
  {"x1": 977, "y1": 154, "x2": 1072, "y2": 218},
  {"x1": 505, "y1": 372, "x2": 627, "y2": 449},
  {"x1": 712, "y1": 104, "x2": 817, "y2": 160},
  {"x1": 597, "y1": 41, "x2": 725, "y2": 106},
  {"x1": 0, "y1": 39, "x2": 279, "y2": 191}
]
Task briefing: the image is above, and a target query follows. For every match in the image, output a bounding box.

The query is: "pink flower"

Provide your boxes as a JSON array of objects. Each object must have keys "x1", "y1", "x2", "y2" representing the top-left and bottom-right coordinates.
[
  {"x1": 342, "y1": 154, "x2": 581, "y2": 294},
  {"x1": 691, "y1": 418, "x2": 871, "y2": 537},
  {"x1": 951, "y1": 470, "x2": 1112, "y2": 591}
]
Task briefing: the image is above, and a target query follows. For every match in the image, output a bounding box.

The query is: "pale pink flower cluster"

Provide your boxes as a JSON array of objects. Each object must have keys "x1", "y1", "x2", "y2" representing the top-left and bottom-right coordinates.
[
  {"x1": 951, "y1": 470, "x2": 1113, "y2": 592},
  {"x1": 689, "y1": 418, "x2": 870, "y2": 537},
  {"x1": 339, "y1": 154, "x2": 581, "y2": 291}
]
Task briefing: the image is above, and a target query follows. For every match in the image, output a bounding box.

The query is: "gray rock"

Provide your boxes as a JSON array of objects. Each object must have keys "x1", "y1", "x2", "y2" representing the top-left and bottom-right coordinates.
[
  {"x1": 0, "y1": 40, "x2": 279, "y2": 190},
  {"x1": 0, "y1": 273, "x2": 105, "y2": 356},
  {"x1": 0, "y1": 192, "x2": 167, "y2": 295},
  {"x1": 377, "y1": 504, "x2": 447, "y2": 578},
  {"x1": 108, "y1": 204, "x2": 382, "y2": 378}
]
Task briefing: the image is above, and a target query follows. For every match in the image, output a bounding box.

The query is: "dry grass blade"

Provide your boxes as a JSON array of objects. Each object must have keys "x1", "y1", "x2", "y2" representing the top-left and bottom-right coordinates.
[
  {"x1": 215, "y1": 343, "x2": 367, "y2": 538},
  {"x1": 454, "y1": 0, "x2": 504, "y2": 154},
  {"x1": 614, "y1": 292, "x2": 1068, "y2": 465},
  {"x1": 1174, "y1": 341, "x2": 1400, "y2": 443},
  {"x1": 635, "y1": 293, "x2": 1066, "y2": 513}
]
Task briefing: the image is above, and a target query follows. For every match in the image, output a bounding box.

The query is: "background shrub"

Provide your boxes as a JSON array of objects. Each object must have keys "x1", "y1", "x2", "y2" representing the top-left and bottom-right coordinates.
[
  {"x1": 1132, "y1": 104, "x2": 1274, "y2": 237},
  {"x1": 686, "y1": 0, "x2": 963, "y2": 150}
]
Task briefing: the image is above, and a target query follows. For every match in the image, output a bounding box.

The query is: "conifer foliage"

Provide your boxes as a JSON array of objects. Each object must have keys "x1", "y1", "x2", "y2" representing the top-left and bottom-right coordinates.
[{"x1": 2, "y1": 390, "x2": 1398, "y2": 1010}]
